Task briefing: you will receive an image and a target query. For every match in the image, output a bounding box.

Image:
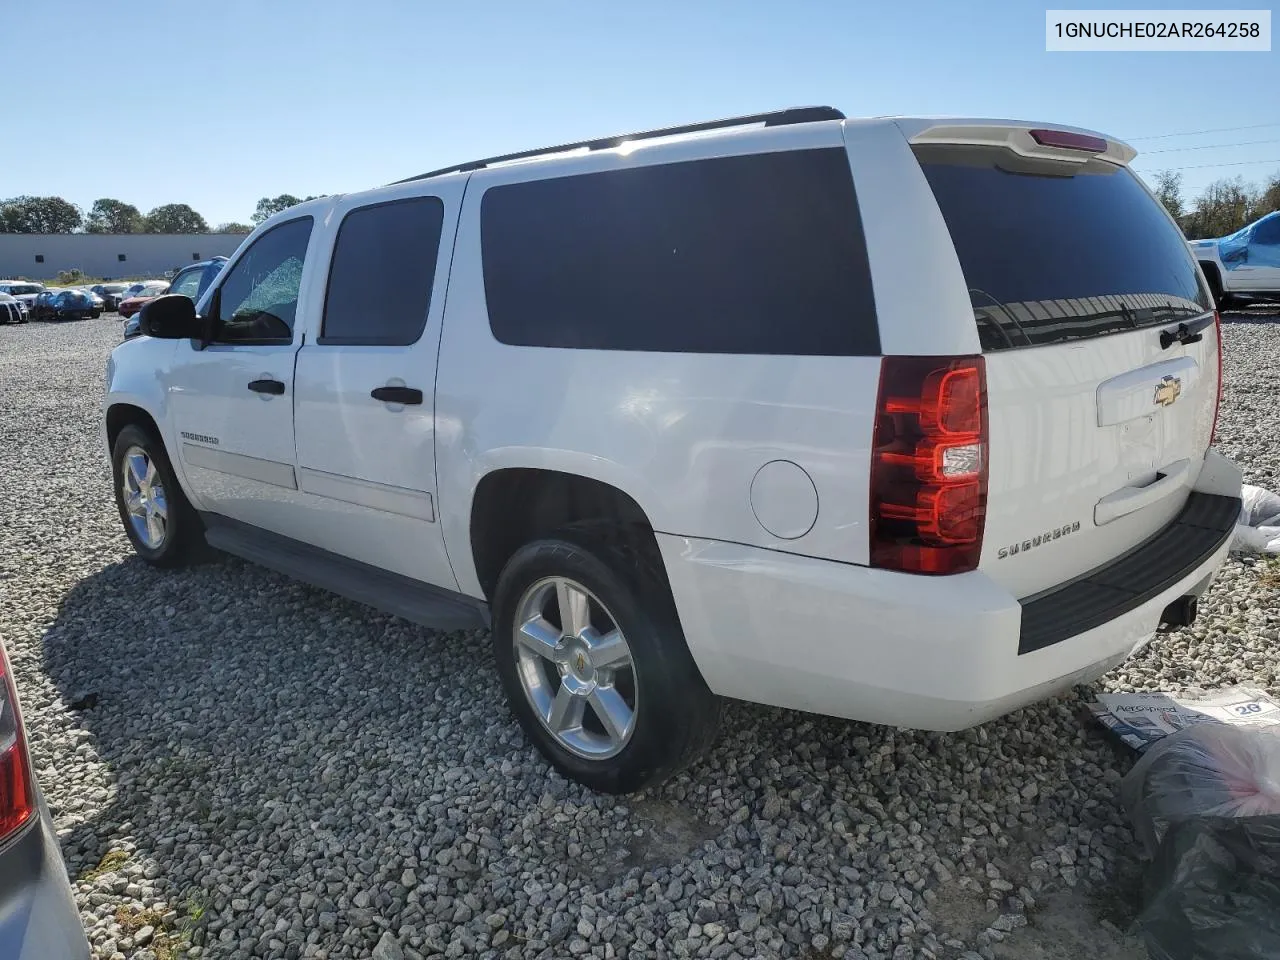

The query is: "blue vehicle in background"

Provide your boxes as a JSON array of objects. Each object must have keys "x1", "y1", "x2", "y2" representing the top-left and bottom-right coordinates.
[
  {"x1": 122, "y1": 256, "x2": 227, "y2": 340},
  {"x1": 32, "y1": 289, "x2": 99, "y2": 322},
  {"x1": 1190, "y1": 210, "x2": 1280, "y2": 309}
]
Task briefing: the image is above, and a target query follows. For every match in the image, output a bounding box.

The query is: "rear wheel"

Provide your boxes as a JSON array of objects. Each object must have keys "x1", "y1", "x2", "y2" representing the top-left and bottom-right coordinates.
[
  {"x1": 111, "y1": 424, "x2": 204, "y2": 567},
  {"x1": 492, "y1": 530, "x2": 719, "y2": 793},
  {"x1": 1201, "y1": 264, "x2": 1233, "y2": 311}
]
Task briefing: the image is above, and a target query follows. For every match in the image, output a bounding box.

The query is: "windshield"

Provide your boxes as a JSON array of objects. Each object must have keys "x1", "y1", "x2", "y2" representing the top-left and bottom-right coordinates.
[
  {"x1": 6, "y1": 284, "x2": 42, "y2": 296},
  {"x1": 913, "y1": 144, "x2": 1209, "y2": 351}
]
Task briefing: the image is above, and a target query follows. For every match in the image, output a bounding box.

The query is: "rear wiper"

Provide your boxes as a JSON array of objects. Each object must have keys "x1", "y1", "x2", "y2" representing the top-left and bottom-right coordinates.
[
  {"x1": 1159, "y1": 314, "x2": 1215, "y2": 350},
  {"x1": 969, "y1": 288, "x2": 1031, "y2": 347}
]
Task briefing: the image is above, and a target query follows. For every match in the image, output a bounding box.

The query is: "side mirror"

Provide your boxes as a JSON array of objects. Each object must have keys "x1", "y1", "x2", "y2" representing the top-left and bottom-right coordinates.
[{"x1": 139, "y1": 294, "x2": 200, "y2": 339}]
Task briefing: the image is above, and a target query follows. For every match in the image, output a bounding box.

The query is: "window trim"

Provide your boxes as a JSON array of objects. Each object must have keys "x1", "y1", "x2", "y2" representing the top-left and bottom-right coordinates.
[
  {"x1": 208, "y1": 215, "x2": 313, "y2": 348},
  {"x1": 316, "y1": 195, "x2": 446, "y2": 347}
]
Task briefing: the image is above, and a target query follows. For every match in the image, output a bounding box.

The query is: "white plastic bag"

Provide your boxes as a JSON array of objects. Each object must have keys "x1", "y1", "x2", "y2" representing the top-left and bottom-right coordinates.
[{"x1": 1232, "y1": 485, "x2": 1280, "y2": 555}]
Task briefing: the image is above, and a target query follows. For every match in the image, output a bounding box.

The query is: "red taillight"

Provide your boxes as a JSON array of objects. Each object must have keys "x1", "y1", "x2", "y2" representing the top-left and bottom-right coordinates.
[
  {"x1": 1211, "y1": 311, "x2": 1223, "y2": 444},
  {"x1": 870, "y1": 356, "x2": 989, "y2": 575},
  {"x1": 1028, "y1": 128, "x2": 1108, "y2": 153},
  {"x1": 0, "y1": 646, "x2": 35, "y2": 841}
]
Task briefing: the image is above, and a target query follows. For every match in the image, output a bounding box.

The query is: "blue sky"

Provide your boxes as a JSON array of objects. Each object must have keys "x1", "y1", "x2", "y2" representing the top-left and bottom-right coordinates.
[{"x1": 7, "y1": 0, "x2": 1278, "y2": 226}]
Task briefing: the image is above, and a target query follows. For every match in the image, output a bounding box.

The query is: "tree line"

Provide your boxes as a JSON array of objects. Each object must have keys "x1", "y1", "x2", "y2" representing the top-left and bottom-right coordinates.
[
  {"x1": 0, "y1": 194, "x2": 323, "y2": 235},
  {"x1": 1151, "y1": 169, "x2": 1280, "y2": 239},
  {"x1": 9, "y1": 175, "x2": 1276, "y2": 243}
]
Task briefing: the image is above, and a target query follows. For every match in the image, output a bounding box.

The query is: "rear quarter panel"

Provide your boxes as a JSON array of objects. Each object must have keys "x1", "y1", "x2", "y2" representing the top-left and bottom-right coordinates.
[{"x1": 434, "y1": 125, "x2": 882, "y2": 598}]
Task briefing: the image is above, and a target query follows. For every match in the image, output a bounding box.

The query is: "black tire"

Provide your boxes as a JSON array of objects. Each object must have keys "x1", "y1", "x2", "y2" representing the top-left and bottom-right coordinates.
[
  {"x1": 111, "y1": 423, "x2": 204, "y2": 567},
  {"x1": 1202, "y1": 265, "x2": 1232, "y2": 312},
  {"x1": 492, "y1": 528, "x2": 720, "y2": 793}
]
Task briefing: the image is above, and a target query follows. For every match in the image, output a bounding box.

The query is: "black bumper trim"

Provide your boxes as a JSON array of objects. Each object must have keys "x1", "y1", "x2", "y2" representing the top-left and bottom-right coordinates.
[{"x1": 1017, "y1": 491, "x2": 1240, "y2": 655}]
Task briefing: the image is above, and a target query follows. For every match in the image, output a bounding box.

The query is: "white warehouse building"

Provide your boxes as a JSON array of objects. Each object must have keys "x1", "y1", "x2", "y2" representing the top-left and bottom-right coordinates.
[{"x1": 0, "y1": 233, "x2": 246, "y2": 281}]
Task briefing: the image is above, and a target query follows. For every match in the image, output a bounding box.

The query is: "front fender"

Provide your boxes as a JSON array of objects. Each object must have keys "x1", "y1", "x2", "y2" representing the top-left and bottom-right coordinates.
[{"x1": 103, "y1": 338, "x2": 202, "y2": 504}]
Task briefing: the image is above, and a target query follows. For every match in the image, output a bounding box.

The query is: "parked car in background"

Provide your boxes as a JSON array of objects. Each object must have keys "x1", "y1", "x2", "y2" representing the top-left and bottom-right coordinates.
[
  {"x1": 122, "y1": 260, "x2": 226, "y2": 340},
  {"x1": 34, "y1": 289, "x2": 96, "y2": 322},
  {"x1": 117, "y1": 282, "x2": 170, "y2": 320},
  {"x1": 166, "y1": 257, "x2": 228, "y2": 304},
  {"x1": 1189, "y1": 210, "x2": 1280, "y2": 308},
  {"x1": 0, "y1": 292, "x2": 28, "y2": 324},
  {"x1": 0, "y1": 282, "x2": 45, "y2": 314},
  {"x1": 0, "y1": 641, "x2": 92, "y2": 959},
  {"x1": 91, "y1": 284, "x2": 133, "y2": 311},
  {"x1": 30, "y1": 289, "x2": 62, "y2": 321},
  {"x1": 74, "y1": 289, "x2": 106, "y2": 318},
  {"x1": 106, "y1": 108, "x2": 1241, "y2": 794}
]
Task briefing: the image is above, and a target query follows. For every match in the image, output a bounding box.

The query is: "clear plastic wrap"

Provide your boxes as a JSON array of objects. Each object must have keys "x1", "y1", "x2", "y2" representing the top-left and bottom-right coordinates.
[{"x1": 1122, "y1": 724, "x2": 1280, "y2": 960}]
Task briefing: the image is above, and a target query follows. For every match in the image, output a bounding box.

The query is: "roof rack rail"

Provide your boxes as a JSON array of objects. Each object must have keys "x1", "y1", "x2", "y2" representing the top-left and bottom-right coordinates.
[{"x1": 394, "y1": 106, "x2": 845, "y2": 184}]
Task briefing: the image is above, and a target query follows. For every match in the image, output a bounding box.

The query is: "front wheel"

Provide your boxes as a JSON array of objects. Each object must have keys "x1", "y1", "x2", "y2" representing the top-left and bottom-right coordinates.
[
  {"x1": 111, "y1": 424, "x2": 204, "y2": 566},
  {"x1": 492, "y1": 531, "x2": 719, "y2": 794}
]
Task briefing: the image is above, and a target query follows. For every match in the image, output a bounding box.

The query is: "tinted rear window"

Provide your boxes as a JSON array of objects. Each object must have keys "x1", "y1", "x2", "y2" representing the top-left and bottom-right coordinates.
[
  {"x1": 914, "y1": 144, "x2": 1209, "y2": 351},
  {"x1": 481, "y1": 148, "x2": 878, "y2": 355},
  {"x1": 321, "y1": 196, "x2": 445, "y2": 345}
]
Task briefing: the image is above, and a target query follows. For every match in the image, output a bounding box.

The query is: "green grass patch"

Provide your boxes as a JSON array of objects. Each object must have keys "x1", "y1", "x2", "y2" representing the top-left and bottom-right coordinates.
[{"x1": 76, "y1": 848, "x2": 129, "y2": 883}]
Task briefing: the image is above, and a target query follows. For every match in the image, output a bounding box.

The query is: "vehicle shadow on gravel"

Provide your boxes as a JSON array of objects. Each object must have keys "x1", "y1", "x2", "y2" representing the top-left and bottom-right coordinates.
[
  {"x1": 40, "y1": 553, "x2": 741, "y2": 955},
  {"x1": 41, "y1": 552, "x2": 1152, "y2": 958}
]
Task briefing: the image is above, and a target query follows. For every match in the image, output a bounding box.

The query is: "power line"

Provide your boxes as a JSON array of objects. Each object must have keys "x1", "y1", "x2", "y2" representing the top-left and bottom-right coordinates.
[
  {"x1": 1128, "y1": 122, "x2": 1280, "y2": 141},
  {"x1": 1145, "y1": 137, "x2": 1280, "y2": 155},
  {"x1": 1136, "y1": 157, "x2": 1280, "y2": 172}
]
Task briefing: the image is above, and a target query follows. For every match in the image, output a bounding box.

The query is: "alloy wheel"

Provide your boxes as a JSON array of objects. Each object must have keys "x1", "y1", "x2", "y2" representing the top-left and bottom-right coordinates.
[
  {"x1": 513, "y1": 576, "x2": 638, "y2": 759},
  {"x1": 120, "y1": 446, "x2": 168, "y2": 549}
]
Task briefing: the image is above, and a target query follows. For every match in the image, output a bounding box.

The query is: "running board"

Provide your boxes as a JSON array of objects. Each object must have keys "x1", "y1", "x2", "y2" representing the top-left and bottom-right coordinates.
[{"x1": 201, "y1": 513, "x2": 489, "y2": 632}]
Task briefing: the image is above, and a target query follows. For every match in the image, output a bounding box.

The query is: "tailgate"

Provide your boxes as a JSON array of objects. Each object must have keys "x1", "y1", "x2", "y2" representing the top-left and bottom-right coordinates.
[{"x1": 911, "y1": 132, "x2": 1219, "y2": 599}]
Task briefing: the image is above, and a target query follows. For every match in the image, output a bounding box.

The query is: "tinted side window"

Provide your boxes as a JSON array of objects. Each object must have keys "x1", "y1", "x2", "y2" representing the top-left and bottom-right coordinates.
[
  {"x1": 480, "y1": 149, "x2": 878, "y2": 355},
  {"x1": 214, "y1": 217, "x2": 313, "y2": 344},
  {"x1": 321, "y1": 197, "x2": 445, "y2": 345}
]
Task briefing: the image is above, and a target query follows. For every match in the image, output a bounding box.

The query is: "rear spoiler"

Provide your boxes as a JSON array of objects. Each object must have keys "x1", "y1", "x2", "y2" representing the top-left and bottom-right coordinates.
[{"x1": 903, "y1": 122, "x2": 1137, "y2": 167}]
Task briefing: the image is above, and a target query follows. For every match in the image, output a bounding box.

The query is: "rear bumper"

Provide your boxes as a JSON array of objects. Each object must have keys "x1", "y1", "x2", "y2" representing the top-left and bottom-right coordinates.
[
  {"x1": 0, "y1": 806, "x2": 90, "y2": 960},
  {"x1": 659, "y1": 450, "x2": 1242, "y2": 731}
]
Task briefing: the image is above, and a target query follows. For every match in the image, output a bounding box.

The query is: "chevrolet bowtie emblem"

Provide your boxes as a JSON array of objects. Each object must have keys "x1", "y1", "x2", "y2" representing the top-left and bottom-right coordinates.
[{"x1": 1153, "y1": 375, "x2": 1182, "y2": 407}]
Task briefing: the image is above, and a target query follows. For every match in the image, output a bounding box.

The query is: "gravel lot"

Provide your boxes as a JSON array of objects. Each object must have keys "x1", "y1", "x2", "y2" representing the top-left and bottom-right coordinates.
[{"x1": 2, "y1": 313, "x2": 1278, "y2": 960}]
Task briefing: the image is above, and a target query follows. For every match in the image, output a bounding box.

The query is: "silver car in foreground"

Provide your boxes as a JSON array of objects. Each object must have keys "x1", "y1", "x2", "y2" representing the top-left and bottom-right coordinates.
[{"x1": 0, "y1": 642, "x2": 89, "y2": 959}]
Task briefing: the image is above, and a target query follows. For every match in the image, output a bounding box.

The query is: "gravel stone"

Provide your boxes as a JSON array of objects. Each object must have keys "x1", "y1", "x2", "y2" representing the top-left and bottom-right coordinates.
[
  {"x1": 372, "y1": 931, "x2": 404, "y2": 960},
  {"x1": 7, "y1": 315, "x2": 1278, "y2": 959}
]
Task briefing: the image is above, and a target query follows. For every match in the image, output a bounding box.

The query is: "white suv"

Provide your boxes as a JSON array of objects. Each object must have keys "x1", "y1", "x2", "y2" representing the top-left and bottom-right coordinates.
[{"x1": 102, "y1": 107, "x2": 1241, "y2": 793}]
